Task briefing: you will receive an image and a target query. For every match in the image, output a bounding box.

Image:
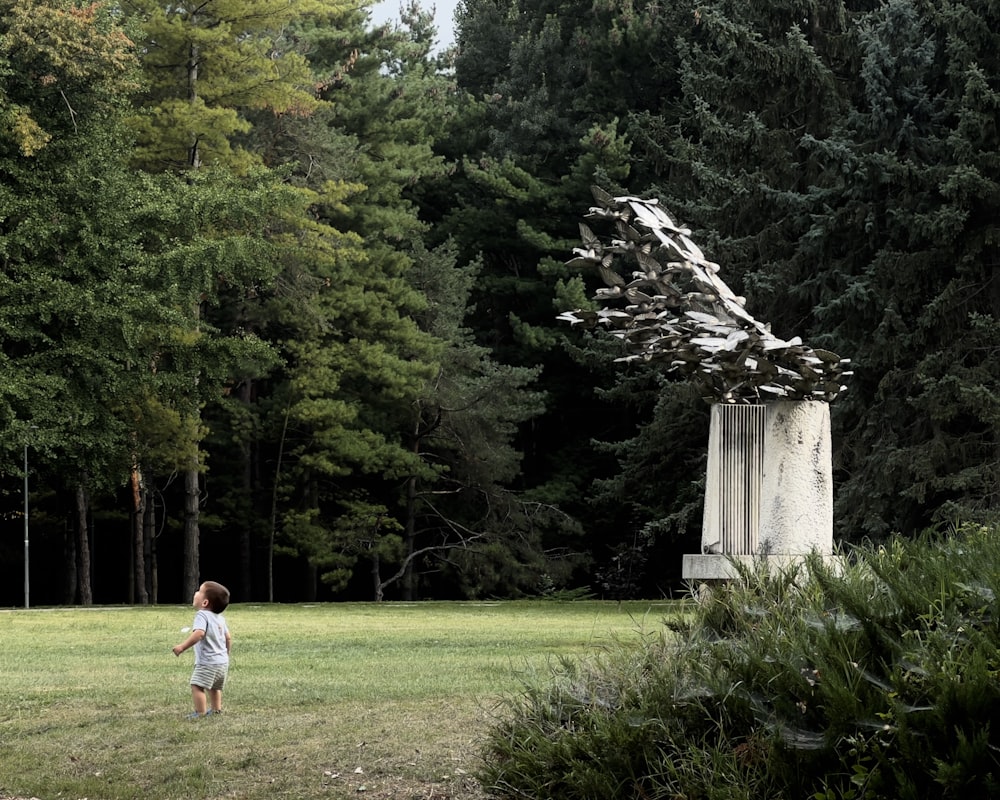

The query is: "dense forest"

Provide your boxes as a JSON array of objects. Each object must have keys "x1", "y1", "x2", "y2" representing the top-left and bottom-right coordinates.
[{"x1": 1, "y1": 0, "x2": 998, "y2": 606}]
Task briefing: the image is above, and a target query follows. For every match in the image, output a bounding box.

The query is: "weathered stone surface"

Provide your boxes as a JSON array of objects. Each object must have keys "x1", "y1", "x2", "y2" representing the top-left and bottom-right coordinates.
[{"x1": 758, "y1": 401, "x2": 833, "y2": 555}]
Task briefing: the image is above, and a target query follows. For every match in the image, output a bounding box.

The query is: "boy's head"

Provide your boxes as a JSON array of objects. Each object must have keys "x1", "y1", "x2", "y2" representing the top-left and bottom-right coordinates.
[{"x1": 196, "y1": 581, "x2": 230, "y2": 613}]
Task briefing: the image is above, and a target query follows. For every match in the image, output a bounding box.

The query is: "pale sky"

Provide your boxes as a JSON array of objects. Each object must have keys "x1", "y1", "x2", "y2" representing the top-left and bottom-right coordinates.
[{"x1": 368, "y1": 0, "x2": 461, "y2": 51}]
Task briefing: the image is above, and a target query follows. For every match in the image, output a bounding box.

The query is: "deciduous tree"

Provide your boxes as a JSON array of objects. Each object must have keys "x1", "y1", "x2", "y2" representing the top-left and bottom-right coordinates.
[{"x1": 1, "y1": 0, "x2": 182, "y2": 603}]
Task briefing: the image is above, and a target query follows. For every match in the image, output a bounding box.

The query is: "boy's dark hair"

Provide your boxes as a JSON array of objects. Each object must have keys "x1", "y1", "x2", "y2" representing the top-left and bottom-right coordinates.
[{"x1": 202, "y1": 581, "x2": 230, "y2": 613}]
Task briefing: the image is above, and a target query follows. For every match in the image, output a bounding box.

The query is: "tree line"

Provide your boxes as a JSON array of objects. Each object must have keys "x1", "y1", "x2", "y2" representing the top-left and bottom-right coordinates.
[{"x1": 1, "y1": 0, "x2": 997, "y2": 605}]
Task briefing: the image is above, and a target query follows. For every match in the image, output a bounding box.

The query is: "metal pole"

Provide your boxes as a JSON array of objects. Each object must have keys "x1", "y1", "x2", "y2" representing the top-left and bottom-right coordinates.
[{"x1": 23, "y1": 441, "x2": 29, "y2": 609}]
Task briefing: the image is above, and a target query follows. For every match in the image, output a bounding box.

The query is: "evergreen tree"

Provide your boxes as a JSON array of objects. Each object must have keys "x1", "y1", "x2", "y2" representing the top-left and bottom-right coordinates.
[
  {"x1": 437, "y1": 0, "x2": 658, "y2": 591},
  {"x1": 401, "y1": 242, "x2": 551, "y2": 600},
  {"x1": 615, "y1": 0, "x2": 1000, "y2": 541},
  {"x1": 254, "y1": 4, "x2": 559, "y2": 599},
  {"x1": 788, "y1": 0, "x2": 1000, "y2": 537},
  {"x1": 124, "y1": 0, "x2": 346, "y2": 598},
  {"x1": 125, "y1": 0, "x2": 332, "y2": 171}
]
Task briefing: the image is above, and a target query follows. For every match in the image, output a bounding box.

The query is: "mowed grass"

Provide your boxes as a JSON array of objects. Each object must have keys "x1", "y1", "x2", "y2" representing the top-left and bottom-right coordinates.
[{"x1": 0, "y1": 600, "x2": 679, "y2": 800}]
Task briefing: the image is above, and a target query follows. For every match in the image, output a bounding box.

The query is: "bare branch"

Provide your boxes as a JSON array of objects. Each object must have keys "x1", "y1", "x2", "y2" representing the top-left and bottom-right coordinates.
[{"x1": 59, "y1": 90, "x2": 78, "y2": 133}]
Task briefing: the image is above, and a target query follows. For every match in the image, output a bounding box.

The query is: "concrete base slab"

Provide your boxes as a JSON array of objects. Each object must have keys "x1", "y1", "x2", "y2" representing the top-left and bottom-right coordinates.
[{"x1": 682, "y1": 553, "x2": 844, "y2": 583}]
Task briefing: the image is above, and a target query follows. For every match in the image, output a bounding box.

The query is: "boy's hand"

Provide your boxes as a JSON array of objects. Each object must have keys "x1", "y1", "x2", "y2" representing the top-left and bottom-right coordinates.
[{"x1": 172, "y1": 644, "x2": 185, "y2": 656}]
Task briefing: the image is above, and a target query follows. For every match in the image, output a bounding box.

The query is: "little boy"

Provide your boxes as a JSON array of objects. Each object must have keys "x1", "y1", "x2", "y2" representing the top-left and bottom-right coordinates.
[{"x1": 172, "y1": 580, "x2": 232, "y2": 719}]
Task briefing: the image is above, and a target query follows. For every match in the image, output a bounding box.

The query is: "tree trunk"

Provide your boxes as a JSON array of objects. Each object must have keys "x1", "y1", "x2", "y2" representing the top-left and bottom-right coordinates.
[
  {"x1": 182, "y1": 459, "x2": 200, "y2": 601},
  {"x1": 144, "y1": 486, "x2": 158, "y2": 603},
  {"x1": 268, "y1": 402, "x2": 291, "y2": 603},
  {"x1": 181, "y1": 29, "x2": 202, "y2": 601},
  {"x1": 131, "y1": 466, "x2": 148, "y2": 605},
  {"x1": 372, "y1": 550, "x2": 383, "y2": 603},
  {"x1": 991, "y1": 251, "x2": 1000, "y2": 512},
  {"x1": 76, "y1": 482, "x2": 93, "y2": 605},
  {"x1": 238, "y1": 379, "x2": 254, "y2": 601},
  {"x1": 401, "y1": 473, "x2": 418, "y2": 601},
  {"x1": 305, "y1": 561, "x2": 318, "y2": 602},
  {"x1": 187, "y1": 41, "x2": 201, "y2": 168},
  {"x1": 402, "y1": 411, "x2": 427, "y2": 602},
  {"x1": 64, "y1": 519, "x2": 78, "y2": 605}
]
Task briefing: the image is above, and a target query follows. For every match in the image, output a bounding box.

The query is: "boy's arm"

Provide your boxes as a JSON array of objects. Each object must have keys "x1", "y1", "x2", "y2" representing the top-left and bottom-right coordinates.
[
  {"x1": 225, "y1": 629, "x2": 232, "y2": 654},
  {"x1": 172, "y1": 628, "x2": 205, "y2": 656}
]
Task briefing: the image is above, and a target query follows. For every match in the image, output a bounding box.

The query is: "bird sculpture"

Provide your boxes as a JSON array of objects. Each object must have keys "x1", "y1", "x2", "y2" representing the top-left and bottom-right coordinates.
[{"x1": 558, "y1": 187, "x2": 852, "y2": 404}]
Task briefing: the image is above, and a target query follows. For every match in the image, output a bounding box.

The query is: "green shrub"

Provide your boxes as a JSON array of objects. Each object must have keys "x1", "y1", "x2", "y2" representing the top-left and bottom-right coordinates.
[{"x1": 479, "y1": 527, "x2": 1000, "y2": 799}]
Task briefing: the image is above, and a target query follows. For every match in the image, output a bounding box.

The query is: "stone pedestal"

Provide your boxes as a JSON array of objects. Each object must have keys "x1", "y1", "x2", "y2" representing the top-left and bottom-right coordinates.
[{"x1": 683, "y1": 401, "x2": 833, "y2": 582}]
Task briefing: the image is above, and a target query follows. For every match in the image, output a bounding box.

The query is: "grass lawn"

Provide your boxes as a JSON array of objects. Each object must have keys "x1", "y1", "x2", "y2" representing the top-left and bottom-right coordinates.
[{"x1": 0, "y1": 600, "x2": 679, "y2": 800}]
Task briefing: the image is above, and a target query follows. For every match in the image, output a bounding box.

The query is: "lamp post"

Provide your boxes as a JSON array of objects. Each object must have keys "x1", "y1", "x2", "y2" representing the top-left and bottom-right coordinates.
[
  {"x1": 23, "y1": 439, "x2": 29, "y2": 609},
  {"x1": 23, "y1": 426, "x2": 36, "y2": 609}
]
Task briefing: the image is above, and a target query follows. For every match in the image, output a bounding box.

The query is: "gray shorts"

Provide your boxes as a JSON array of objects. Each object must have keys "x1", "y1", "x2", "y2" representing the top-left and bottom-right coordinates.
[{"x1": 191, "y1": 663, "x2": 228, "y2": 691}]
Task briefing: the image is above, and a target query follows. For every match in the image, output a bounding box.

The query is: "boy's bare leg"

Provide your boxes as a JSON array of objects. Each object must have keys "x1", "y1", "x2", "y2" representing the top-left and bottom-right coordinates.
[
  {"x1": 209, "y1": 688, "x2": 223, "y2": 713},
  {"x1": 191, "y1": 685, "x2": 208, "y2": 715}
]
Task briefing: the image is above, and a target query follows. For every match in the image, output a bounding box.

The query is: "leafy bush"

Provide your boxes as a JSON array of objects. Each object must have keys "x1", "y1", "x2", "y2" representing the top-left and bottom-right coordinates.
[{"x1": 479, "y1": 527, "x2": 1000, "y2": 799}]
